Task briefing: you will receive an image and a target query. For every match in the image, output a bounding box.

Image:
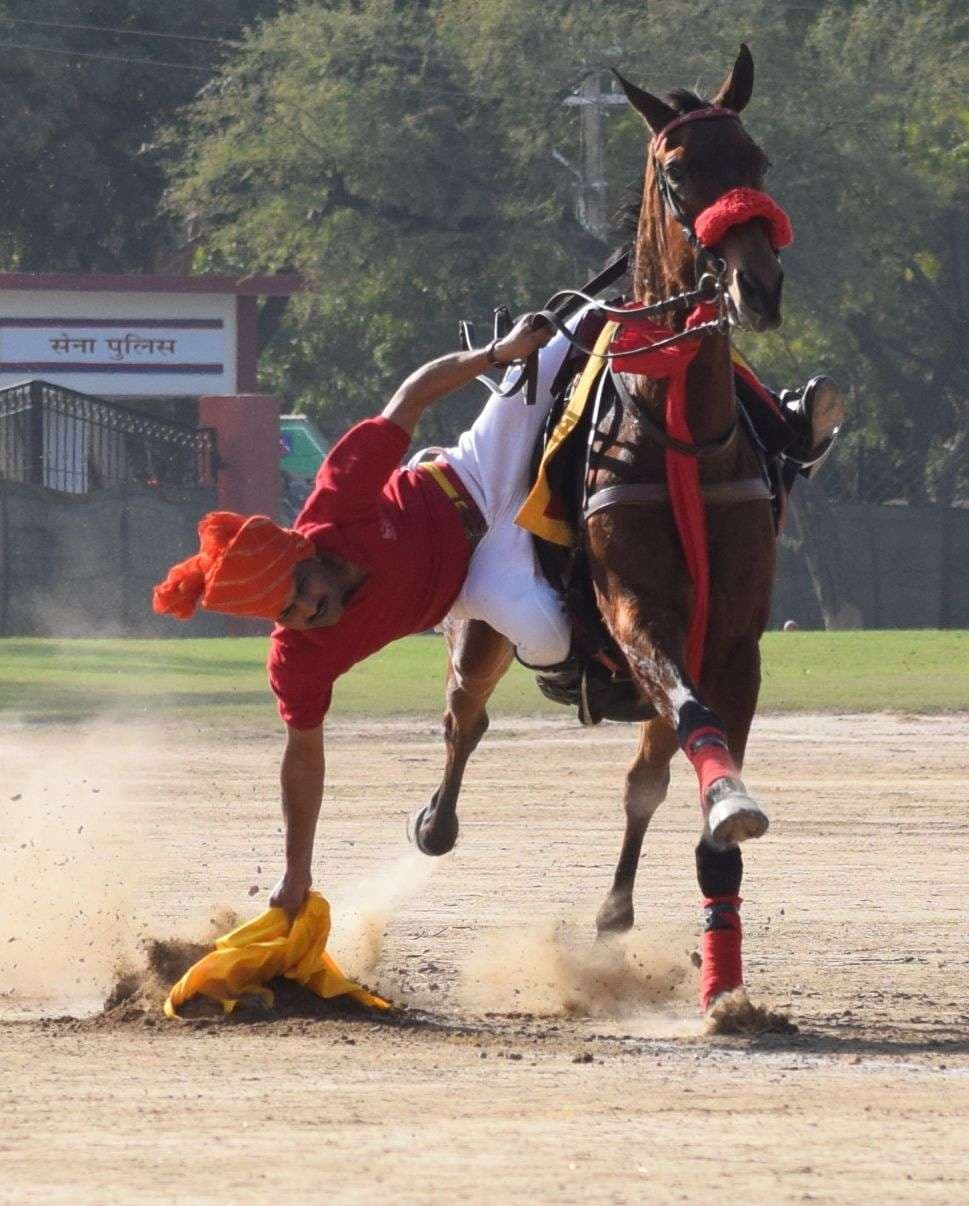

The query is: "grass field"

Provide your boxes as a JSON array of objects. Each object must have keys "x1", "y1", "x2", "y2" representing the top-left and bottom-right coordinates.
[{"x1": 0, "y1": 630, "x2": 966, "y2": 723}]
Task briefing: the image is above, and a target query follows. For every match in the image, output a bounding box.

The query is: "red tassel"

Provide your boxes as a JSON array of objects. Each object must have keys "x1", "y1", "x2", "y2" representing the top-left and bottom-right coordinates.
[
  {"x1": 609, "y1": 303, "x2": 719, "y2": 680},
  {"x1": 151, "y1": 555, "x2": 206, "y2": 620},
  {"x1": 699, "y1": 895, "x2": 743, "y2": 1009}
]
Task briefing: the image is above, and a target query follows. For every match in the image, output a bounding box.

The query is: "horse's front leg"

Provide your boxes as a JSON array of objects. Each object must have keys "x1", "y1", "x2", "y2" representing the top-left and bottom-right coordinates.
[
  {"x1": 689, "y1": 634, "x2": 762, "y2": 1008},
  {"x1": 605, "y1": 596, "x2": 768, "y2": 849},
  {"x1": 600, "y1": 598, "x2": 767, "y2": 1009},
  {"x1": 408, "y1": 617, "x2": 513, "y2": 857}
]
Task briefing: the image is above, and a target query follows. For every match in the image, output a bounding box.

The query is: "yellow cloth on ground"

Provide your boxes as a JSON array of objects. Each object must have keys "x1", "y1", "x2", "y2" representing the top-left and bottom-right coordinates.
[
  {"x1": 515, "y1": 323, "x2": 755, "y2": 549},
  {"x1": 164, "y1": 891, "x2": 390, "y2": 1019}
]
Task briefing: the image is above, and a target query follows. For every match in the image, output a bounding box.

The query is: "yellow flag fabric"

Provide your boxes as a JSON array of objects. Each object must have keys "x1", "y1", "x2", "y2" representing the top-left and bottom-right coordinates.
[
  {"x1": 514, "y1": 326, "x2": 755, "y2": 549},
  {"x1": 164, "y1": 891, "x2": 390, "y2": 1019}
]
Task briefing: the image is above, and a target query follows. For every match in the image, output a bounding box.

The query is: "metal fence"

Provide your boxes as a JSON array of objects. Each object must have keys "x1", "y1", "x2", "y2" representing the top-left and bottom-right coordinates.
[{"x1": 0, "y1": 379, "x2": 216, "y2": 494}]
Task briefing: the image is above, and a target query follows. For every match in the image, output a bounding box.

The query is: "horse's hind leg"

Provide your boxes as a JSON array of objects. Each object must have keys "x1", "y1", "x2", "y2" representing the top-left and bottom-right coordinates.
[
  {"x1": 596, "y1": 717, "x2": 678, "y2": 936},
  {"x1": 408, "y1": 617, "x2": 514, "y2": 857}
]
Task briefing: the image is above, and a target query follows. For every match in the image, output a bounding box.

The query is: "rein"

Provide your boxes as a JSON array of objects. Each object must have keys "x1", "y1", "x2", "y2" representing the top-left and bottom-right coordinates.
[{"x1": 470, "y1": 265, "x2": 730, "y2": 402}]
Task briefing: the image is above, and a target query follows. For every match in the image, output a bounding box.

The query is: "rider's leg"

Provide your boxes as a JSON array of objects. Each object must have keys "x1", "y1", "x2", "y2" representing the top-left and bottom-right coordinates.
[
  {"x1": 434, "y1": 309, "x2": 588, "y2": 526},
  {"x1": 449, "y1": 518, "x2": 571, "y2": 670},
  {"x1": 435, "y1": 307, "x2": 596, "y2": 670},
  {"x1": 734, "y1": 369, "x2": 845, "y2": 492}
]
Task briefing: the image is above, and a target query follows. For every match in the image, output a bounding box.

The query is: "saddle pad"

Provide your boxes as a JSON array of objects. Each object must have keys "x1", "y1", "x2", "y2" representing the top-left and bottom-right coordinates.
[{"x1": 516, "y1": 321, "x2": 618, "y2": 547}]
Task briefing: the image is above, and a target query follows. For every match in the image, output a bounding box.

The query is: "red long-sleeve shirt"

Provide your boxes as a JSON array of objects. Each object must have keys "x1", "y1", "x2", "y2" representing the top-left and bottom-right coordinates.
[{"x1": 267, "y1": 417, "x2": 471, "y2": 729}]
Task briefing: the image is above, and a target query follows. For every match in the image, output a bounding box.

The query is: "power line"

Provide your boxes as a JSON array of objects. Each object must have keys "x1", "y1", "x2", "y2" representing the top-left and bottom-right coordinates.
[
  {"x1": 0, "y1": 15, "x2": 240, "y2": 47},
  {"x1": 0, "y1": 40, "x2": 215, "y2": 74}
]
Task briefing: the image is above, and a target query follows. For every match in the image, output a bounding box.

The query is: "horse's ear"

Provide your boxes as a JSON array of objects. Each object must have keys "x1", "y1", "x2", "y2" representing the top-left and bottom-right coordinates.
[
  {"x1": 713, "y1": 43, "x2": 754, "y2": 112},
  {"x1": 612, "y1": 69, "x2": 677, "y2": 135}
]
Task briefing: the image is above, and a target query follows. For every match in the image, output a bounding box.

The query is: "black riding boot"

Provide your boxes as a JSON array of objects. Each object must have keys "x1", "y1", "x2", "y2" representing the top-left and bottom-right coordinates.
[
  {"x1": 529, "y1": 654, "x2": 583, "y2": 709},
  {"x1": 525, "y1": 651, "x2": 657, "y2": 727},
  {"x1": 778, "y1": 375, "x2": 845, "y2": 481}
]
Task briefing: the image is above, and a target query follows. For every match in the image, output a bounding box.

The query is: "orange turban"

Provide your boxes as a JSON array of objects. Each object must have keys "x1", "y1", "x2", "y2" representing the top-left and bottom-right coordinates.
[{"x1": 153, "y1": 512, "x2": 316, "y2": 622}]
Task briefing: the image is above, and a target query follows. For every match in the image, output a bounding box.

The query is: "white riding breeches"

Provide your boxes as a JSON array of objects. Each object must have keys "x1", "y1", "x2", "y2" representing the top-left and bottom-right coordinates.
[{"x1": 409, "y1": 316, "x2": 588, "y2": 668}]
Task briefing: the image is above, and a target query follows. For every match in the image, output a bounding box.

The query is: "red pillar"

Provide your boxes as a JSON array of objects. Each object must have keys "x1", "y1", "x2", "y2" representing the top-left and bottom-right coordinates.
[
  {"x1": 198, "y1": 394, "x2": 281, "y2": 635},
  {"x1": 199, "y1": 394, "x2": 281, "y2": 519}
]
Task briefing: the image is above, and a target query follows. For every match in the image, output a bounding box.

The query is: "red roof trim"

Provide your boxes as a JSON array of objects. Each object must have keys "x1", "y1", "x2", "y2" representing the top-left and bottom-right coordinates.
[{"x1": 0, "y1": 273, "x2": 302, "y2": 296}]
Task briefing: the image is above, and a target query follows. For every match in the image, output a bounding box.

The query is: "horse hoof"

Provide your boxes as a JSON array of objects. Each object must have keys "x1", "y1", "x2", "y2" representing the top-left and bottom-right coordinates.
[
  {"x1": 406, "y1": 805, "x2": 430, "y2": 852},
  {"x1": 706, "y1": 792, "x2": 769, "y2": 847},
  {"x1": 406, "y1": 805, "x2": 458, "y2": 857}
]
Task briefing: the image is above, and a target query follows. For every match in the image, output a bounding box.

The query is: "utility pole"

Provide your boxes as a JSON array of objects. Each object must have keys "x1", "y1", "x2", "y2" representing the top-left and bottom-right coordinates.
[{"x1": 562, "y1": 71, "x2": 626, "y2": 241}]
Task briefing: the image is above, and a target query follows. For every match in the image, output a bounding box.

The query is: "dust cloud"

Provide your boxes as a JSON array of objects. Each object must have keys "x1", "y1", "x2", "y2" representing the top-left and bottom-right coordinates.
[
  {"x1": 459, "y1": 919, "x2": 698, "y2": 1023},
  {"x1": 328, "y1": 851, "x2": 436, "y2": 981},
  {"x1": 0, "y1": 722, "x2": 149, "y2": 1013},
  {"x1": 703, "y1": 986, "x2": 797, "y2": 1035}
]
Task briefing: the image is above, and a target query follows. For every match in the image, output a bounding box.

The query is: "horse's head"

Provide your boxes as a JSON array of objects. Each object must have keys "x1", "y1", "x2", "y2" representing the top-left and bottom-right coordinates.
[{"x1": 618, "y1": 45, "x2": 785, "y2": 332}]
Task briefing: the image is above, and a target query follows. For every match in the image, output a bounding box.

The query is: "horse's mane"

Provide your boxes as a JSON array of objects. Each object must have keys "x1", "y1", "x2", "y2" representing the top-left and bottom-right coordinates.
[{"x1": 666, "y1": 88, "x2": 711, "y2": 114}]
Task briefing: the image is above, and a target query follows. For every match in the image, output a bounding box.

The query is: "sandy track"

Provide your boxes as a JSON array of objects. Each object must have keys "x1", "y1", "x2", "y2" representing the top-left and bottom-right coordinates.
[{"x1": 1, "y1": 711, "x2": 967, "y2": 1204}]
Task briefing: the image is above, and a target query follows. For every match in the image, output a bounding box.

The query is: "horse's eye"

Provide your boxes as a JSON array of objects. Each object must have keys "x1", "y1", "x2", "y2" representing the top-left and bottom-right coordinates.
[{"x1": 665, "y1": 162, "x2": 687, "y2": 187}]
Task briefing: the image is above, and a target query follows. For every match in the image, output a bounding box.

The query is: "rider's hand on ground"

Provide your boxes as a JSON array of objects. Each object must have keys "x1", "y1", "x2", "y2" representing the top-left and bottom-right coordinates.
[
  {"x1": 269, "y1": 870, "x2": 312, "y2": 916},
  {"x1": 494, "y1": 313, "x2": 554, "y2": 364}
]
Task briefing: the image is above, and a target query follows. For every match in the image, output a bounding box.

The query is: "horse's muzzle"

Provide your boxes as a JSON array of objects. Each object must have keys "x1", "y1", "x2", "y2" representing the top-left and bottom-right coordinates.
[{"x1": 735, "y1": 266, "x2": 784, "y2": 331}]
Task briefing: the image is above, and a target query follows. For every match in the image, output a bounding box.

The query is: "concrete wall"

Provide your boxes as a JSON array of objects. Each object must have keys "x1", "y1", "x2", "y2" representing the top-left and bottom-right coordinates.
[
  {"x1": 770, "y1": 502, "x2": 969, "y2": 630},
  {"x1": 0, "y1": 479, "x2": 225, "y2": 636},
  {"x1": 2, "y1": 480, "x2": 965, "y2": 637}
]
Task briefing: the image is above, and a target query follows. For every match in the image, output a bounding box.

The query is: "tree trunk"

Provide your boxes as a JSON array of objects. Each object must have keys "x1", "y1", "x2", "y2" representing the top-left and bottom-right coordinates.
[{"x1": 789, "y1": 479, "x2": 862, "y2": 630}]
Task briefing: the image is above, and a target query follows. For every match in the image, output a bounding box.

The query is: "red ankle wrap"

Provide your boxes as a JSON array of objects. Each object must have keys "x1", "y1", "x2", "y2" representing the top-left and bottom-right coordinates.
[
  {"x1": 684, "y1": 727, "x2": 740, "y2": 802},
  {"x1": 699, "y1": 895, "x2": 742, "y2": 1010}
]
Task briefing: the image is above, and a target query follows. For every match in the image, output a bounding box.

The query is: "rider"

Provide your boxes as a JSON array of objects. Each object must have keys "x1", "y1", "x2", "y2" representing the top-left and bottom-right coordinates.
[{"x1": 153, "y1": 312, "x2": 841, "y2": 914}]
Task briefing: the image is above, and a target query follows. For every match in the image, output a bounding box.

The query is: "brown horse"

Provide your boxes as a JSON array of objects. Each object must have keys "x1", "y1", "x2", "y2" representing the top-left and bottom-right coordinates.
[{"x1": 411, "y1": 46, "x2": 783, "y2": 1010}]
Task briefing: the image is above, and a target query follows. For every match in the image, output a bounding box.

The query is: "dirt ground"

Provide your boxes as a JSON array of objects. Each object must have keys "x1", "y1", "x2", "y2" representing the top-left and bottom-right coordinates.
[{"x1": 1, "y1": 709, "x2": 967, "y2": 1204}]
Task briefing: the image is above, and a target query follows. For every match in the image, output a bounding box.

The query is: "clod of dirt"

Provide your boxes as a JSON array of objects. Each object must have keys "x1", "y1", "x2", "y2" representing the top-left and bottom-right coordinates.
[
  {"x1": 237, "y1": 978, "x2": 392, "y2": 1022},
  {"x1": 98, "y1": 911, "x2": 241, "y2": 1025},
  {"x1": 703, "y1": 988, "x2": 798, "y2": 1036}
]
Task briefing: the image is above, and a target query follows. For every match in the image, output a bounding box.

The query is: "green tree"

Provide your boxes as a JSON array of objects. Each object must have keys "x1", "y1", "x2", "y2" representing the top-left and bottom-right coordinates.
[
  {"x1": 167, "y1": 0, "x2": 641, "y2": 437},
  {"x1": 168, "y1": 0, "x2": 968, "y2": 502},
  {"x1": 0, "y1": 0, "x2": 280, "y2": 271}
]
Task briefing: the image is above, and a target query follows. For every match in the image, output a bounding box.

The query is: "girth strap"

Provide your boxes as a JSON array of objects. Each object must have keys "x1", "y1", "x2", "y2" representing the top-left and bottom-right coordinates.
[
  {"x1": 609, "y1": 366, "x2": 737, "y2": 458},
  {"x1": 584, "y1": 477, "x2": 771, "y2": 520}
]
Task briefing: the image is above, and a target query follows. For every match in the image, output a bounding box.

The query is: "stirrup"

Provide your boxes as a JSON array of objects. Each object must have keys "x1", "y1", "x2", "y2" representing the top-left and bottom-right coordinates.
[
  {"x1": 579, "y1": 664, "x2": 658, "y2": 727},
  {"x1": 782, "y1": 375, "x2": 846, "y2": 479}
]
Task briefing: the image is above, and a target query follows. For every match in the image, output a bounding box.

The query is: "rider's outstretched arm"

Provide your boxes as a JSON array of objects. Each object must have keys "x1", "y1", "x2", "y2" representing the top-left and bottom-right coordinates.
[
  {"x1": 269, "y1": 723, "x2": 325, "y2": 914},
  {"x1": 382, "y1": 313, "x2": 551, "y2": 435}
]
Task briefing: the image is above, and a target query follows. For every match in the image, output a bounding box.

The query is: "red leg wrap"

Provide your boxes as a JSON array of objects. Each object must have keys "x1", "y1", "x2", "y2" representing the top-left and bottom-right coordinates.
[
  {"x1": 699, "y1": 894, "x2": 743, "y2": 1010},
  {"x1": 684, "y1": 727, "x2": 740, "y2": 803}
]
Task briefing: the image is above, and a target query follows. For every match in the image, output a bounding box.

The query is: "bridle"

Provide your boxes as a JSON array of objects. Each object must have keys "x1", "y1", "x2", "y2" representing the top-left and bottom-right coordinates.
[
  {"x1": 468, "y1": 106, "x2": 756, "y2": 401},
  {"x1": 464, "y1": 102, "x2": 794, "y2": 425},
  {"x1": 650, "y1": 106, "x2": 741, "y2": 261}
]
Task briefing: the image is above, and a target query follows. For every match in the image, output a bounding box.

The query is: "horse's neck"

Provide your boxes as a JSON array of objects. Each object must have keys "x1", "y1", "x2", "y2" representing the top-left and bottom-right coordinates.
[{"x1": 632, "y1": 240, "x2": 735, "y2": 446}]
